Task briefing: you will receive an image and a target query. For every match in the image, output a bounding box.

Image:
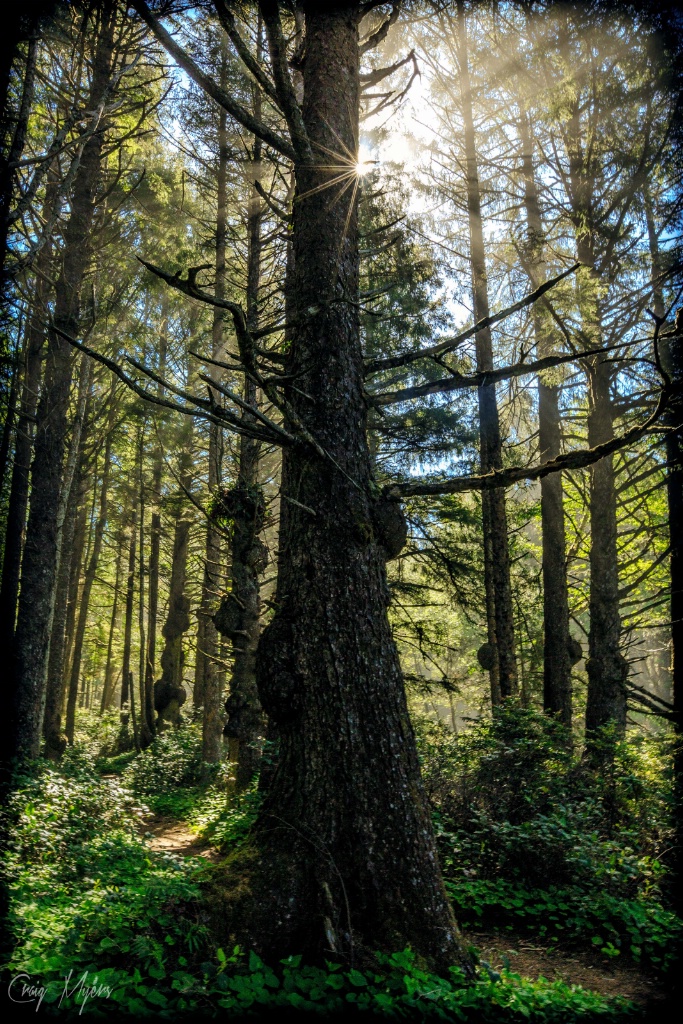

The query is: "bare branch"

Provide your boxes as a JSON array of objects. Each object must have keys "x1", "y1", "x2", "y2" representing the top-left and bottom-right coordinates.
[{"x1": 213, "y1": 1, "x2": 280, "y2": 104}]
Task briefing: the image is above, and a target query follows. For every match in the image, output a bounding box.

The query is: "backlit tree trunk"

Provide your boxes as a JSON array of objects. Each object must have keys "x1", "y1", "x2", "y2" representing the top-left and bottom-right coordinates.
[
  {"x1": 456, "y1": 0, "x2": 517, "y2": 702},
  {"x1": 518, "y1": 109, "x2": 573, "y2": 730}
]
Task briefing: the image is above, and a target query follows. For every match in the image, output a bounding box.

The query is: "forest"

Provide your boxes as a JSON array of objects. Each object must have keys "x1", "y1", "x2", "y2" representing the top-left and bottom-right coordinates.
[{"x1": 0, "y1": 0, "x2": 682, "y2": 1020}]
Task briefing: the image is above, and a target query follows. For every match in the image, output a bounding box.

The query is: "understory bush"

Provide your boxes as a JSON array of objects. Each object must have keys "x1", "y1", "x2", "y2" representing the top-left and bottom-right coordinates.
[
  {"x1": 3, "y1": 746, "x2": 639, "y2": 1021},
  {"x1": 416, "y1": 704, "x2": 681, "y2": 968}
]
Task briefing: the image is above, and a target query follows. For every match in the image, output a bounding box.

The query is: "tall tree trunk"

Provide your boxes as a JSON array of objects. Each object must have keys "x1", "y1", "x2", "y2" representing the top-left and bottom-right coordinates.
[
  {"x1": 645, "y1": 194, "x2": 683, "y2": 921},
  {"x1": 213, "y1": 5, "x2": 469, "y2": 972},
  {"x1": 456, "y1": 0, "x2": 517, "y2": 701},
  {"x1": 42, "y1": 357, "x2": 93, "y2": 756},
  {"x1": 10, "y1": 11, "x2": 115, "y2": 758},
  {"x1": 144, "y1": 431, "x2": 162, "y2": 747},
  {"x1": 216, "y1": 30, "x2": 266, "y2": 789},
  {"x1": 666, "y1": 324, "x2": 683, "y2": 925},
  {"x1": 556, "y1": 27, "x2": 626, "y2": 746},
  {"x1": 0, "y1": 227, "x2": 55, "y2": 646},
  {"x1": 199, "y1": 58, "x2": 229, "y2": 761},
  {"x1": 120, "y1": 504, "x2": 137, "y2": 714},
  {"x1": 136, "y1": 419, "x2": 155, "y2": 747},
  {"x1": 101, "y1": 530, "x2": 124, "y2": 712},
  {"x1": 155, "y1": 429, "x2": 193, "y2": 730},
  {"x1": 65, "y1": 427, "x2": 112, "y2": 743},
  {"x1": 43, "y1": 455, "x2": 87, "y2": 756},
  {"x1": 518, "y1": 109, "x2": 573, "y2": 730}
]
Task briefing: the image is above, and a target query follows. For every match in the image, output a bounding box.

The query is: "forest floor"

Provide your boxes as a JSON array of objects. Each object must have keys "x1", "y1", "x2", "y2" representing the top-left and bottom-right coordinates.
[{"x1": 137, "y1": 810, "x2": 659, "y2": 1012}]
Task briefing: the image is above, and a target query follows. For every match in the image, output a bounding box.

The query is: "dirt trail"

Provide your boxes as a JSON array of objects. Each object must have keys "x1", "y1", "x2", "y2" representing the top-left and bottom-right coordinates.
[
  {"x1": 143, "y1": 814, "x2": 221, "y2": 862},
  {"x1": 467, "y1": 929, "x2": 656, "y2": 1006}
]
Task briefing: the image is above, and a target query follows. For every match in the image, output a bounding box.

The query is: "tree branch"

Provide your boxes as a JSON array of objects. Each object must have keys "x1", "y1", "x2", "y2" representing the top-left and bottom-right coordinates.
[
  {"x1": 365, "y1": 263, "x2": 582, "y2": 375},
  {"x1": 384, "y1": 385, "x2": 670, "y2": 498},
  {"x1": 259, "y1": 0, "x2": 312, "y2": 162},
  {"x1": 130, "y1": 0, "x2": 296, "y2": 161},
  {"x1": 369, "y1": 341, "x2": 620, "y2": 407}
]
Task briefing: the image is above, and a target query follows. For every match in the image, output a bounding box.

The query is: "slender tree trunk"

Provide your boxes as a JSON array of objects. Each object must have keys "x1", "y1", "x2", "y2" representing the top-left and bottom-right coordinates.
[
  {"x1": 212, "y1": 6, "x2": 469, "y2": 972},
  {"x1": 144, "y1": 435, "x2": 162, "y2": 747},
  {"x1": 43, "y1": 457, "x2": 86, "y2": 756},
  {"x1": 43, "y1": 359, "x2": 93, "y2": 756},
  {"x1": 456, "y1": 0, "x2": 517, "y2": 701},
  {"x1": 216, "y1": 31, "x2": 266, "y2": 788},
  {"x1": 65, "y1": 429, "x2": 112, "y2": 743},
  {"x1": 156, "y1": 429, "x2": 193, "y2": 729},
  {"x1": 199, "y1": 59, "x2": 229, "y2": 761},
  {"x1": 0, "y1": 235, "x2": 54, "y2": 645},
  {"x1": 666, "y1": 325, "x2": 683, "y2": 924},
  {"x1": 136, "y1": 420, "x2": 155, "y2": 747},
  {"x1": 120, "y1": 505, "x2": 137, "y2": 714},
  {"x1": 101, "y1": 531, "x2": 124, "y2": 712},
  {"x1": 10, "y1": 12, "x2": 115, "y2": 758},
  {"x1": 0, "y1": 329, "x2": 20, "y2": 499},
  {"x1": 518, "y1": 110, "x2": 573, "y2": 730}
]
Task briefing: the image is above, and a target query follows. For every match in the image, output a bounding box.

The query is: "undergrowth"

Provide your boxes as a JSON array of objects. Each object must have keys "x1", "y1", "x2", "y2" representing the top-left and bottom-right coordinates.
[
  {"x1": 416, "y1": 704, "x2": 682, "y2": 970},
  {"x1": 2, "y1": 729, "x2": 643, "y2": 1021}
]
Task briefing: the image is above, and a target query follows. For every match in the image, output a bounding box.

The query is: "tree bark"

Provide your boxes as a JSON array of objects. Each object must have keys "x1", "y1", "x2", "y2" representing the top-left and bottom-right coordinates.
[
  {"x1": 456, "y1": 0, "x2": 517, "y2": 702},
  {"x1": 120, "y1": 505, "x2": 137, "y2": 713},
  {"x1": 10, "y1": 11, "x2": 115, "y2": 758},
  {"x1": 42, "y1": 355, "x2": 93, "y2": 756},
  {"x1": 518, "y1": 109, "x2": 573, "y2": 730},
  {"x1": 209, "y1": 4, "x2": 469, "y2": 972},
  {"x1": 554, "y1": 24, "x2": 626, "y2": 746},
  {"x1": 144, "y1": 424, "x2": 162, "y2": 746}
]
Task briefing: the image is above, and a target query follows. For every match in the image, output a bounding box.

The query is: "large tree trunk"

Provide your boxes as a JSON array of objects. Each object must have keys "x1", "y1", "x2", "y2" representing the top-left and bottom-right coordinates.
[
  {"x1": 456, "y1": 0, "x2": 517, "y2": 701},
  {"x1": 665, "y1": 324, "x2": 683, "y2": 925},
  {"x1": 584, "y1": 353, "x2": 627, "y2": 740},
  {"x1": 9, "y1": 11, "x2": 115, "y2": 758},
  {"x1": 557, "y1": 33, "x2": 626, "y2": 746},
  {"x1": 518, "y1": 110, "x2": 573, "y2": 730},
  {"x1": 211, "y1": 4, "x2": 469, "y2": 973}
]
